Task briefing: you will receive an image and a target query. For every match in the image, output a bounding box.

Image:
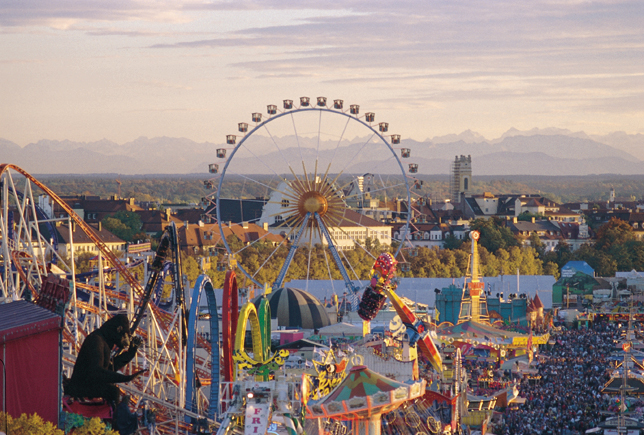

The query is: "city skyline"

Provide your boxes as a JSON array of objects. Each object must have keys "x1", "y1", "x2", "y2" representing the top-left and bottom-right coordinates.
[{"x1": 1, "y1": 0, "x2": 642, "y2": 146}]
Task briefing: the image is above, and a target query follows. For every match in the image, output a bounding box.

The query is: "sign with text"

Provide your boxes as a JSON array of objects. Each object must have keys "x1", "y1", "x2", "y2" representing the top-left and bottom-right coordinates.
[{"x1": 245, "y1": 403, "x2": 270, "y2": 435}]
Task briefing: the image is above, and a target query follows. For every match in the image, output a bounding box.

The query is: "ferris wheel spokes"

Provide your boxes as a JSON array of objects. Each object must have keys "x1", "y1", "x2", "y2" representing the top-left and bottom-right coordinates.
[{"x1": 214, "y1": 99, "x2": 413, "y2": 293}]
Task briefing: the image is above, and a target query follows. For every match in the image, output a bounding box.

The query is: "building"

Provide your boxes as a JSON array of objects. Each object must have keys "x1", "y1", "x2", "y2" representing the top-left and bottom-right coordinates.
[
  {"x1": 137, "y1": 209, "x2": 184, "y2": 235},
  {"x1": 450, "y1": 155, "x2": 472, "y2": 203},
  {"x1": 434, "y1": 281, "x2": 529, "y2": 327},
  {"x1": 552, "y1": 261, "x2": 598, "y2": 306},
  {"x1": 506, "y1": 218, "x2": 563, "y2": 252},
  {"x1": 176, "y1": 221, "x2": 283, "y2": 256},
  {"x1": 462, "y1": 193, "x2": 582, "y2": 222},
  {"x1": 39, "y1": 194, "x2": 143, "y2": 223},
  {"x1": 54, "y1": 222, "x2": 126, "y2": 257},
  {"x1": 553, "y1": 221, "x2": 592, "y2": 251},
  {"x1": 204, "y1": 197, "x2": 268, "y2": 225}
]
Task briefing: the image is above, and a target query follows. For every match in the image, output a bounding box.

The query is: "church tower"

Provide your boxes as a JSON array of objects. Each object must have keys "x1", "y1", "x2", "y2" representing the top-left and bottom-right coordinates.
[{"x1": 450, "y1": 155, "x2": 472, "y2": 203}]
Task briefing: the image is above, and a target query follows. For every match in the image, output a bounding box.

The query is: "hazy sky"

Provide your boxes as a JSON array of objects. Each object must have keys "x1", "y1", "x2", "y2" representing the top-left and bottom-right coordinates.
[{"x1": 1, "y1": 0, "x2": 642, "y2": 146}]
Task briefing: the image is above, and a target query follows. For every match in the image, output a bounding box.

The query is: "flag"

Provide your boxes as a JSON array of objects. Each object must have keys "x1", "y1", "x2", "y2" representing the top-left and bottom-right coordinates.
[
  {"x1": 282, "y1": 414, "x2": 298, "y2": 435},
  {"x1": 282, "y1": 413, "x2": 304, "y2": 435}
]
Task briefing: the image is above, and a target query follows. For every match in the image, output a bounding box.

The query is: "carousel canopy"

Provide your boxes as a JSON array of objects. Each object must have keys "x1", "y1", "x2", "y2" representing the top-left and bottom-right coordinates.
[
  {"x1": 307, "y1": 365, "x2": 425, "y2": 419},
  {"x1": 253, "y1": 287, "x2": 331, "y2": 330},
  {"x1": 602, "y1": 376, "x2": 644, "y2": 395},
  {"x1": 438, "y1": 320, "x2": 523, "y2": 340}
]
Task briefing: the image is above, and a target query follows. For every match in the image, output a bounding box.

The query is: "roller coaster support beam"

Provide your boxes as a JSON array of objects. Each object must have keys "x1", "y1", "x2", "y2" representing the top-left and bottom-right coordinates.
[{"x1": 0, "y1": 164, "x2": 145, "y2": 299}]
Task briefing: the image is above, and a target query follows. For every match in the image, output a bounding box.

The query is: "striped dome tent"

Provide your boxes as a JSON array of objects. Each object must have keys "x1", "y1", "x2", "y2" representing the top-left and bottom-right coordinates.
[{"x1": 253, "y1": 287, "x2": 331, "y2": 330}]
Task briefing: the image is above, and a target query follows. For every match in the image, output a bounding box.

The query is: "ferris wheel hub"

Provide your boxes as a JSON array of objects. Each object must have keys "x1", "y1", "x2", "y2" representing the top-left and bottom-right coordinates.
[{"x1": 299, "y1": 191, "x2": 328, "y2": 216}]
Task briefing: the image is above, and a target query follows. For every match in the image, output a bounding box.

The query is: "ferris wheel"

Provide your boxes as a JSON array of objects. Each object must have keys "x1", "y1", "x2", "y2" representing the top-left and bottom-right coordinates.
[{"x1": 204, "y1": 97, "x2": 416, "y2": 296}]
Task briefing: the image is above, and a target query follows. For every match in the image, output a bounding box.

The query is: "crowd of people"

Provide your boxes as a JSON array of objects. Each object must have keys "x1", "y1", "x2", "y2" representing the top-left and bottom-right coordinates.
[{"x1": 498, "y1": 321, "x2": 621, "y2": 435}]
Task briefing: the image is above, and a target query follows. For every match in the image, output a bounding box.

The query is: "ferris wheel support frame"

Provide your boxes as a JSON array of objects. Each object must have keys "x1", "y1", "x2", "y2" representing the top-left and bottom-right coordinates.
[
  {"x1": 215, "y1": 106, "x2": 412, "y2": 290},
  {"x1": 272, "y1": 212, "x2": 310, "y2": 289}
]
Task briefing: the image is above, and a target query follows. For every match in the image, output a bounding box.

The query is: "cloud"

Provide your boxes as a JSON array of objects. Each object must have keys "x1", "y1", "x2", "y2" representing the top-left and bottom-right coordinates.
[{"x1": 0, "y1": 0, "x2": 191, "y2": 27}]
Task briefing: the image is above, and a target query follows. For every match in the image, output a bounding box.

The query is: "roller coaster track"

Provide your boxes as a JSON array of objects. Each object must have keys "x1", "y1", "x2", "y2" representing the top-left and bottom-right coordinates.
[
  {"x1": 0, "y1": 164, "x2": 211, "y2": 432},
  {"x1": 0, "y1": 164, "x2": 144, "y2": 297},
  {"x1": 0, "y1": 164, "x2": 181, "y2": 345}
]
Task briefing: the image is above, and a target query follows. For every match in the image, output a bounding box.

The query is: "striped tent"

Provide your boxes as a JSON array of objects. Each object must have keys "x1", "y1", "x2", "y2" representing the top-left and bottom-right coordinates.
[{"x1": 253, "y1": 287, "x2": 331, "y2": 330}]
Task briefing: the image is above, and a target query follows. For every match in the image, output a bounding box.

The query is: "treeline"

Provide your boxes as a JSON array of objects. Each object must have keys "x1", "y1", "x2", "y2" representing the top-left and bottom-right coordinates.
[
  {"x1": 191, "y1": 217, "x2": 644, "y2": 290},
  {"x1": 70, "y1": 216, "x2": 642, "y2": 288},
  {"x1": 34, "y1": 174, "x2": 644, "y2": 206},
  {"x1": 469, "y1": 217, "x2": 644, "y2": 279}
]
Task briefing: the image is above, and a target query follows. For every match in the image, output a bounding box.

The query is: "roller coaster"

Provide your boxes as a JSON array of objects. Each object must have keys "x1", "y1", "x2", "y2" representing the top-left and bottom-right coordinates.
[{"x1": 0, "y1": 164, "x2": 226, "y2": 433}]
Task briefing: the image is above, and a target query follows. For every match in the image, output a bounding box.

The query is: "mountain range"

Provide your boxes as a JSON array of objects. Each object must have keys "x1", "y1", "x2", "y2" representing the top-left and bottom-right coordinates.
[{"x1": 1, "y1": 128, "x2": 643, "y2": 176}]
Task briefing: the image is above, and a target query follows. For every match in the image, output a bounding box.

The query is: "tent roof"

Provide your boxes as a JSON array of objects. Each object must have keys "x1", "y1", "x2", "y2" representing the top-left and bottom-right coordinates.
[
  {"x1": 275, "y1": 339, "x2": 330, "y2": 350},
  {"x1": 322, "y1": 365, "x2": 410, "y2": 403},
  {"x1": 318, "y1": 322, "x2": 363, "y2": 335},
  {"x1": 438, "y1": 320, "x2": 524, "y2": 339},
  {"x1": 253, "y1": 287, "x2": 331, "y2": 330}
]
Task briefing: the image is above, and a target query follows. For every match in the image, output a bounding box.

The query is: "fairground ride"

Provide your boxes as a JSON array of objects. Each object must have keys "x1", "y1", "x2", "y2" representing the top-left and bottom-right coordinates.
[
  {"x1": 0, "y1": 164, "x2": 220, "y2": 433},
  {"x1": 203, "y1": 97, "x2": 418, "y2": 302}
]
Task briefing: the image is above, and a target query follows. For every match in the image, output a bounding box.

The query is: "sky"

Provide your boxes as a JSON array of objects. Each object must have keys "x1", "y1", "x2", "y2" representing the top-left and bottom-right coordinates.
[{"x1": 1, "y1": 0, "x2": 643, "y2": 146}]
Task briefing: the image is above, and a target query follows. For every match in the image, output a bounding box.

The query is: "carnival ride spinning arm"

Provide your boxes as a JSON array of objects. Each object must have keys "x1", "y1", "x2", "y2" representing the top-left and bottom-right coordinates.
[{"x1": 360, "y1": 253, "x2": 443, "y2": 373}]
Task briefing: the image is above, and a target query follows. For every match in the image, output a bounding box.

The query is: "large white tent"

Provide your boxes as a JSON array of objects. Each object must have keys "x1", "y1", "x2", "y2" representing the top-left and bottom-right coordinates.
[{"x1": 318, "y1": 322, "x2": 364, "y2": 337}]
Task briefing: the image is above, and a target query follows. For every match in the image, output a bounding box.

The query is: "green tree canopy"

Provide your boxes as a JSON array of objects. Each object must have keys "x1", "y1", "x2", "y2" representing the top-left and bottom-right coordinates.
[
  {"x1": 470, "y1": 217, "x2": 519, "y2": 252},
  {"x1": 101, "y1": 210, "x2": 144, "y2": 242},
  {"x1": 595, "y1": 217, "x2": 635, "y2": 251}
]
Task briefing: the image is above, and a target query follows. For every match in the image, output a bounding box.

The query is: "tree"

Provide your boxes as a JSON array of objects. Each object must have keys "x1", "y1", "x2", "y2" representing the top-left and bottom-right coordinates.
[
  {"x1": 470, "y1": 217, "x2": 519, "y2": 253},
  {"x1": 553, "y1": 238, "x2": 573, "y2": 268},
  {"x1": 609, "y1": 240, "x2": 644, "y2": 272},
  {"x1": 573, "y1": 244, "x2": 617, "y2": 277},
  {"x1": 517, "y1": 211, "x2": 546, "y2": 222},
  {"x1": 527, "y1": 232, "x2": 545, "y2": 259},
  {"x1": 544, "y1": 261, "x2": 560, "y2": 280},
  {"x1": 0, "y1": 411, "x2": 89, "y2": 435},
  {"x1": 101, "y1": 211, "x2": 144, "y2": 242},
  {"x1": 443, "y1": 234, "x2": 464, "y2": 250},
  {"x1": 182, "y1": 256, "x2": 201, "y2": 288},
  {"x1": 75, "y1": 252, "x2": 96, "y2": 273},
  {"x1": 595, "y1": 218, "x2": 635, "y2": 251}
]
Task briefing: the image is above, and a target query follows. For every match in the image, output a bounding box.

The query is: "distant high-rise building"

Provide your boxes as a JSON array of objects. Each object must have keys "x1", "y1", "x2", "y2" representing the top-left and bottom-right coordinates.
[{"x1": 450, "y1": 155, "x2": 472, "y2": 203}]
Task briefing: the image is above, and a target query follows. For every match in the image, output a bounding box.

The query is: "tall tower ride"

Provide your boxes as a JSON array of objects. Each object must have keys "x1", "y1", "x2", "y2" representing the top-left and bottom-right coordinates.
[{"x1": 458, "y1": 230, "x2": 490, "y2": 324}]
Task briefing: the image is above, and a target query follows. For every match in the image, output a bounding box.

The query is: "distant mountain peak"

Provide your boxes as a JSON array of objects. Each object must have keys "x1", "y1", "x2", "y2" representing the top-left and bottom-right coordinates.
[
  {"x1": 497, "y1": 127, "x2": 589, "y2": 141},
  {"x1": 430, "y1": 130, "x2": 486, "y2": 144},
  {"x1": 3, "y1": 129, "x2": 644, "y2": 175}
]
